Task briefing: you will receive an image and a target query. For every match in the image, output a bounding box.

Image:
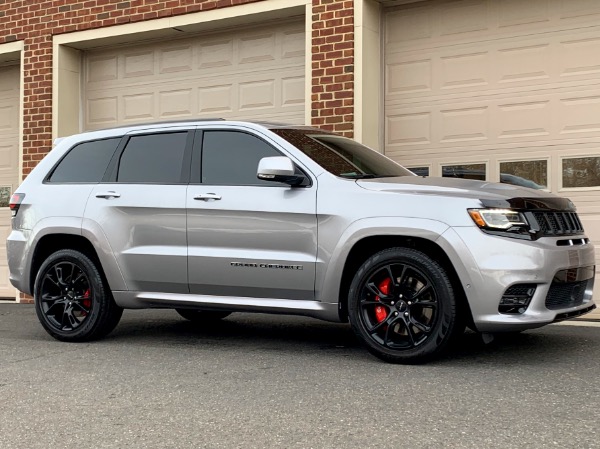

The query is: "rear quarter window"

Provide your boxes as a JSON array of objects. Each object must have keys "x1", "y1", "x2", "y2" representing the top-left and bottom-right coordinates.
[{"x1": 48, "y1": 138, "x2": 121, "y2": 183}]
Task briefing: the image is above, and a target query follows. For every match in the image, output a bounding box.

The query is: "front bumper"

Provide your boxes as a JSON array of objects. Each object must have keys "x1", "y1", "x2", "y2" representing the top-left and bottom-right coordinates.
[{"x1": 442, "y1": 227, "x2": 596, "y2": 332}]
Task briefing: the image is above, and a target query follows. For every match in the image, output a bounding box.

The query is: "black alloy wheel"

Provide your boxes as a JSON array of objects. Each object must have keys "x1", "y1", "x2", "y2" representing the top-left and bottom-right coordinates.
[
  {"x1": 39, "y1": 259, "x2": 92, "y2": 331},
  {"x1": 34, "y1": 249, "x2": 123, "y2": 342},
  {"x1": 348, "y1": 248, "x2": 458, "y2": 364}
]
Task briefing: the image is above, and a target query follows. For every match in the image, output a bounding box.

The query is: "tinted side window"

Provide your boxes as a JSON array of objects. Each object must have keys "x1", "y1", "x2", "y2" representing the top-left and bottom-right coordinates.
[
  {"x1": 49, "y1": 138, "x2": 120, "y2": 183},
  {"x1": 202, "y1": 131, "x2": 283, "y2": 186},
  {"x1": 117, "y1": 132, "x2": 188, "y2": 183}
]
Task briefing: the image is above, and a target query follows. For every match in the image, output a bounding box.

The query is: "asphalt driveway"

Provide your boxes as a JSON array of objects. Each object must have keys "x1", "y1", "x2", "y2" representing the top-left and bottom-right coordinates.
[{"x1": 0, "y1": 304, "x2": 599, "y2": 449}]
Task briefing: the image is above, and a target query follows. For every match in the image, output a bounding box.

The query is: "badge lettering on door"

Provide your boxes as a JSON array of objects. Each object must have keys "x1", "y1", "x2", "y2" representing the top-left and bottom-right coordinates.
[{"x1": 230, "y1": 262, "x2": 303, "y2": 270}]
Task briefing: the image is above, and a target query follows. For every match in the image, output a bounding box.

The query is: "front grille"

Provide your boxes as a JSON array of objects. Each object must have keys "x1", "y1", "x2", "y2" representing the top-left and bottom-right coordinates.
[
  {"x1": 545, "y1": 280, "x2": 587, "y2": 310},
  {"x1": 532, "y1": 211, "x2": 584, "y2": 236}
]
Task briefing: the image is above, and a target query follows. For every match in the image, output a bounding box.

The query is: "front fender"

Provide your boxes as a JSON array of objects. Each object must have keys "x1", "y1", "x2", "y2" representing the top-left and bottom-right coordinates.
[{"x1": 316, "y1": 216, "x2": 452, "y2": 306}]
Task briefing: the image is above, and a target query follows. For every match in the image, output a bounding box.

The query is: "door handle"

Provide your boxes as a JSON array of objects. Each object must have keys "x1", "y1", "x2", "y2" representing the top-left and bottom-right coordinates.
[
  {"x1": 194, "y1": 193, "x2": 222, "y2": 201},
  {"x1": 95, "y1": 191, "x2": 121, "y2": 199}
]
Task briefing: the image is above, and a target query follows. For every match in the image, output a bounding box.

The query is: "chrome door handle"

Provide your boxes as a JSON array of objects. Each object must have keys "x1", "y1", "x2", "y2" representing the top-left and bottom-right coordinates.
[
  {"x1": 194, "y1": 193, "x2": 222, "y2": 201},
  {"x1": 95, "y1": 191, "x2": 121, "y2": 199}
]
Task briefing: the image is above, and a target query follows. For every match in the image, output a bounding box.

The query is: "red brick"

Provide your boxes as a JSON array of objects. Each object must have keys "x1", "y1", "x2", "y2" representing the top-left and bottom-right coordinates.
[
  {"x1": 335, "y1": 122, "x2": 353, "y2": 131},
  {"x1": 311, "y1": 0, "x2": 354, "y2": 135}
]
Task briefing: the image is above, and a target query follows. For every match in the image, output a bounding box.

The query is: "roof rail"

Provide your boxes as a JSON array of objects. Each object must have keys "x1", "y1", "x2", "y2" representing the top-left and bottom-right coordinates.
[{"x1": 87, "y1": 118, "x2": 225, "y2": 132}]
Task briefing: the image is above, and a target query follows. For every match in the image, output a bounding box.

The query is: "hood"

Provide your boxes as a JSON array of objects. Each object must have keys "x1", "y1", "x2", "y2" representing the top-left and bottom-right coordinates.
[{"x1": 356, "y1": 176, "x2": 575, "y2": 211}]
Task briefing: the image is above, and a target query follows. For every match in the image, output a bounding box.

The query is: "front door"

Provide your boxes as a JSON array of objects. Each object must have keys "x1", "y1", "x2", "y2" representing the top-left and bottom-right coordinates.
[{"x1": 187, "y1": 129, "x2": 317, "y2": 300}]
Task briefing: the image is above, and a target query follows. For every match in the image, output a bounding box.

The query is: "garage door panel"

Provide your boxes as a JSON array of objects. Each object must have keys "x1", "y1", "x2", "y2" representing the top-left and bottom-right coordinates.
[
  {"x1": 497, "y1": 0, "x2": 550, "y2": 28},
  {"x1": 87, "y1": 77, "x2": 304, "y2": 127},
  {"x1": 87, "y1": 55, "x2": 119, "y2": 83},
  {"x1": 238, "y1": 32, "x2": 277, "y2": 64},
  {"x1": 158, "y1": 89, "x2": 193, "y2": 119},
  {"x1": 497, "y1": 43, "x2": 551, "y2": 84},
  {"x1": 84, "y1": 20, "x2": 305, "y2": 130},
  {"x1": 86, "y1": 96, "x2": 119, "y2": 128},
  {"x1": 386, "y1": 85, "x2": 600, "y2": 155},
  {"x1": 0, "y1": 65, "x2": 19, "y2": 299},
  {"x1": 282, "y1": 29, "x2": 306, "y2": 59},
  {"x1": 438, "y1": 0, "x2": 488, "y2": 37},
  {"x1": 0, "y1": 144, "x2": 18, "y2": 180},
  {"x1": 386, "y1": 27, "x2": 600, "y2": 105},
  {"x1": 159, "y1": 45, "x2": 194, "y2": 74},
  {"x1": 198, "y1": 84, "x2": 233, "y2": 114},
  {"x1": 0, "y1": 104, "x2": 17, "y2": 133},
  {"x1": 199, "y1": 40, "x2": 234, "y2": 69},
  {"x1": 386, "y1": 0, "x2": 600, "y2": 53},
  {"x1": 85, "y1": 25, "x2": 306, "y2": 83},
  {"x1": 559, "y1": 0, "x2": 600, "y2": 21},
  {"x1": 559, "y1": 36, "x2": 600, "y2": 79}
]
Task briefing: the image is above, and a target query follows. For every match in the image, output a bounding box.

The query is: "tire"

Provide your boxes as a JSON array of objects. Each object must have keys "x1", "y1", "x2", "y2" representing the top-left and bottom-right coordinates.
[
  {"x1": 176, "y1": 309, "x2": 232, "y2": 322},
  {"x1": 348, "y1": 247, "x2": 458, "y2": 364},
  {"x1": 34, "y1": 249, "x2": 123, "y2": 342}
]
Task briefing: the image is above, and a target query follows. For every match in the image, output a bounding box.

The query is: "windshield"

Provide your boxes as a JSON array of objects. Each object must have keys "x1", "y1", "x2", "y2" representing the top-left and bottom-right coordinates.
[{"x1": 271, "y1": 128, "x2": 414, "y2": 179}]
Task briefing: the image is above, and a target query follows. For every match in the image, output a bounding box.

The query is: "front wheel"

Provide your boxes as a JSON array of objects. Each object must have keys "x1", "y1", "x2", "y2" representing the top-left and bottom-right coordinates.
[
  {"x1": 348, "y1": 248, "x2": 458, "y2": 364},
  {"x1": 34, "y1": 249, "x2": 123, "y2": 342}
]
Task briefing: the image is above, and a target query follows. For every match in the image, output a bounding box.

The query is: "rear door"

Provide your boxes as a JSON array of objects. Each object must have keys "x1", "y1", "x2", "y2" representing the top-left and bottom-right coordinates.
[
  {"x1": 85, "y1": 128, "x2": 193, "y2": 293},
  {"x1": 186, "y1": 128, "x2": 318, "y2": 300}
]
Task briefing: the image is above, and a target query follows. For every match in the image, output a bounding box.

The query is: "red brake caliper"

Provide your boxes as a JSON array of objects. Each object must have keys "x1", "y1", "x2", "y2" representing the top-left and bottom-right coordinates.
[
  {"x1": 374, "y1": 278, "x2": 391, "y2": 323},
  {"x1": 82, "y1": 289, "x2": 91, "y2": 312}
]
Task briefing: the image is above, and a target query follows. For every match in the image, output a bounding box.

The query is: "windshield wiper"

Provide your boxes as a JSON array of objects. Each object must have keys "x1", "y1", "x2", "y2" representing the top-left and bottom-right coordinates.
[
  {"x1": 340, "y1": 174, "x2": 401, "y2": 179},
  {"x1": 340, "y1": 173, "x2": 377, "y2": 179}
]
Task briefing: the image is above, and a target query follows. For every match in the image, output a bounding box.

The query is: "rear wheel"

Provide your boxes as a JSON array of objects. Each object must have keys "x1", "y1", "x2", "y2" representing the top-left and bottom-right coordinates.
[
  {"x1": 348, "y1": 248, "x2": 458, "y2": 364},
  {"x1": 34, "y1": 249, "x2": 123, "y2": 342},
  {"x1": 176, "y1": 309, "x2": 232, "y2": 323}
]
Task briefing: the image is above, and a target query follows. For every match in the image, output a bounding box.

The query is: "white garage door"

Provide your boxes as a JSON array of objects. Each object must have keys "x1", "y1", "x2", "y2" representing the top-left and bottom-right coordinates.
[
  {"x1": 83, "y1": 19, "x2": 306, "y2": 130},
  {"x1": 0, "y1": 65, "x2": 19, "y2": 299},
  {"x1": 385, "y1": 0, "x2": 600, "y2": 306}
]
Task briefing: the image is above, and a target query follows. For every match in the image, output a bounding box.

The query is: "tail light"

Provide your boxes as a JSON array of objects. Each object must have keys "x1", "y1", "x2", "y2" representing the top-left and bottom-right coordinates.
[{"x1": 9, "y1": 193, "x2": 25, "y2": 217}]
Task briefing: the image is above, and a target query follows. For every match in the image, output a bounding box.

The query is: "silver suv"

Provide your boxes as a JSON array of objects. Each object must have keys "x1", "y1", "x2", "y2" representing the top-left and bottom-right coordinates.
[{"x1": 7, "y1": 120, "x2": 596, "y2": 363}]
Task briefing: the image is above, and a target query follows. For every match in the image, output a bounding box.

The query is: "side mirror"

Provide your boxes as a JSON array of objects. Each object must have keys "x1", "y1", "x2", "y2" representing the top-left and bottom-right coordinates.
[{"x1": 257, "y1": 157, "x2": 306, "y2": 186}]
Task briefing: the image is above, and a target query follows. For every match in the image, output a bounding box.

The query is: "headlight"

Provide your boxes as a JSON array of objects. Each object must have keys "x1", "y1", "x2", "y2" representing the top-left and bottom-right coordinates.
[{"x1": 468, "y1": 208, "x2": 531, "y2": 238}]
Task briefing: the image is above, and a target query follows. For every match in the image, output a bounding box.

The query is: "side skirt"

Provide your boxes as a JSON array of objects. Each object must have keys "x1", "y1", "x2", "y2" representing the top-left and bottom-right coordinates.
[{"x1": 112, "y1": 291, "x2": 341, "y2": 323}]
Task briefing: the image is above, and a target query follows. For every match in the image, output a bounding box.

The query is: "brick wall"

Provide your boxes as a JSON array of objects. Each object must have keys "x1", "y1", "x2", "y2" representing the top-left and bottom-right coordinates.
[{"x1": 311, "y1": 0, "x2": 354, "y2": 137}]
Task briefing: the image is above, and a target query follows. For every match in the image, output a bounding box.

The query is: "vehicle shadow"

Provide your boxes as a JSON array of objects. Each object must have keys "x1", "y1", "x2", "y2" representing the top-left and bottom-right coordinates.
[{"x1": 105, "y1": 310, "x2": 596, "y2": 366}]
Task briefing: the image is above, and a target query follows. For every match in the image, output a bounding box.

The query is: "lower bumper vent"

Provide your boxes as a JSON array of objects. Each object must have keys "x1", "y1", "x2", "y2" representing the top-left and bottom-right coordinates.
[
  {"x1": 499, "y1": 284, "x2": 536, "y2": 314},
  {"x1": 545, "y1": 280, "x2": 587, "y2": 310}
]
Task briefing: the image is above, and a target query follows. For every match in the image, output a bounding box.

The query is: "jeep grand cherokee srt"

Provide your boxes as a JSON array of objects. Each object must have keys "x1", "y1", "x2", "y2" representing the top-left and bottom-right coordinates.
[{"x1": 7, "y1": 120, "x2": 596, "y2": 363}]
